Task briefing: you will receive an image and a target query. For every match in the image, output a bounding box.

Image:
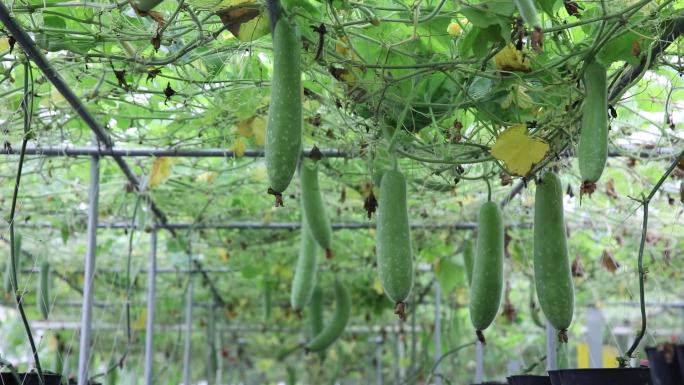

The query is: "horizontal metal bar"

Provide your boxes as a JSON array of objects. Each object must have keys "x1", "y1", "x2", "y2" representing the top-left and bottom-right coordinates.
[
  {"x1": 30, "y1": 320, "x2": 418, "y2": 334},
  {"x1": 21, "y1": 267, "x2": 236, "y2": 274},
  {"x1": 18, "y1": 220, "x2": 492, "y2": 230},
  {"x1": 126, "y1": 221, "x2": 481, "y2": 230},
  {"x1": 1, "y1": 144, "x2": 675, "y2": 160},
  {"x1": 1, "y1": 145, "x2": 348, "y2": 158}
]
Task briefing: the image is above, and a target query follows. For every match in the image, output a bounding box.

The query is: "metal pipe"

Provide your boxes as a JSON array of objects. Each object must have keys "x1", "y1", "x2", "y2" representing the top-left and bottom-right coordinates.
[
  {"x1": 375, "y1": 336, "x2": 384, "y2": 385},
  {"x1": 0, "y1": 144, "x2": 672, "y2": 160},
  {"x1": 586, "y1": 307, "x2": 604, "y2": 368},
  {"x1": 1, "y1": 145, "x2": 348, "y2": 159},
  {"x1": 31, "y1": 321, "x2": 424, "y2": 334},
  {"x1": 475, "y1": 342, "x2": 484, "y2": 383},
  {"x1": 433, "y1": 281, "x2": 442, "y2": 385},
  {"x1": 143, "y1": 228, "x2": 158, "y2": 385},
  {"x1": 546, "y1": 321, "x2": 557, "y2": 371},
  {"x1": 76, "y1": 150, "x2": 99, "y2": 385},
  {"x1": 182, "y1": 278, "x2": 194, "y2": 385},
  {"x1": 21, "y1": 220, "x2": 517, "y2": 231}
]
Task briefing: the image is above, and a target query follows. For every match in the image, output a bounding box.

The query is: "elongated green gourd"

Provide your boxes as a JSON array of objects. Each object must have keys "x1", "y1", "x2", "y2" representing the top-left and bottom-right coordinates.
[
  {"x1": 290, "y1": 223, "x2": 318, "y2": 310},
  {"x1": 578, "y1": 60, "x2": 608, "y2": 191},
  {"x1": 534, "y1": 171, "x2": 574, "y2": 341},
  {"x1": 376, "y1": 169, "x2": 414, "y2": 318},
  {"x1": 514, "y1": 0, "x2": 540, "y2": 27},
  {"x1": 265, "y1": 17, "x2": 302, "y2": 203},
  {"x1": 469, "y1": 202, "x2": 504, "y2": 342},
  {"x1": 306, "y1": 280, "x2": 351, "y2": 352},
  {"x1": 309, "y1": 285, "x2": 324, "y2": 337},
  {"x1": 37, "y1": 260, "x2": 50, "y2": 319},
  {"x1": 300, "y1": 159, "x2": 333, "y2": 258},
  {"x1": 463, "y1": 239, "x2": 474, "y2": 287}
]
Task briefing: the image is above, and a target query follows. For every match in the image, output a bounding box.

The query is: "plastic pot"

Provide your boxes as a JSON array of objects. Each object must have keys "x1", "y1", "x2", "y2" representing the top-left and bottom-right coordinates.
[
  {"x1": 548, "y1": 368, "x2": 652, "y2": 385},
  {"x1": 507, "y1": 375, "x2": 552, "y2": 385},
  {"x1": 646, "y1": 346, "x2": 683, "y2": 385},
  {"x1": 0, "y1": 372, "x2": 62, "y2": 385},
  {"x1": 471, "y1": 383, "x2": 507, "y2": 385},
  {"x1": 549, "y1": 371, "x2": 561, "y2": 385},
  {"x1": 677, "y1": 345, "x2": 684, "y2": 380}
]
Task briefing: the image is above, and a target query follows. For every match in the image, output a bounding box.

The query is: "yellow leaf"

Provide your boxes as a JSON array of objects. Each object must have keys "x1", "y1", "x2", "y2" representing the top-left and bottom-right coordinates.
[
  {"x1": 447, "y1": 22, "x2": 462, "y2": 37},
  {"x1": 148, "y1": 157, "x2": 175, "y2": 188},
  {"x1": 494, "y1": 44, "x2": 531, "y2": 72},
  {"x1": 340, "y1": 71, "x2": 356, "y2": 84},
  {"x1": 433, "y1": 258, "x2": 442, "y2": 274},
  {"x1": 231, "y1": 138, "x2": 246, "y2": 157},
  {"x1": 252, "y1": 116, "x2": 266, "y2": 146},
  {"x1": 0, "y1": 38, "x2": 9, "y2": 53},
  {"x1": 501, "y1": 85, "x2": 534, "y2": 110},
  {"x1": 196, "y1": 171, "x2": 218, "y2": 183},
  {"x1": 372, "y1": 277, "x2": 384, "y2": 295},
  {"x1": 218, "y1": 248, "x2": 230, "y2": 262},
  {"x1": 490, "y1": 124, "x2": 549, "y2": 176},
  {"x1": 335, "y1": 36, "x2": 350, "y2": 56},
  {"x1": 133, "y1": 309, "x2": 147, "y2": 331},
  {"x1": 237, "y1": 118, "x2": 254, "y2": 137}
]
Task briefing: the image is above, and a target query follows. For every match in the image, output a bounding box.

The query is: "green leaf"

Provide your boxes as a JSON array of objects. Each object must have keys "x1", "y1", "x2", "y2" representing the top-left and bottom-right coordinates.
[
  {"x1": 436, "y1": 258, "x2": 463, "y2": 294},
  {"x1": 597, "y1": 31, "x2": 643, "y2": 66},
  {"x1": 43, "y1": 16, "x2": 67, "y2": 29},
  {"x1": 241, "y1": 263, "x2": 262, "y2": 279}
]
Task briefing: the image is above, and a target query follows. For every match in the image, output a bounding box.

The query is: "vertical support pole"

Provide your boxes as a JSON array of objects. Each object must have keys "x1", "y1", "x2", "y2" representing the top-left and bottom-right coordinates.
[
  {"x1": 434, "y1": 281, "x2": 442, "y2": 385},
  {"x1": 546, "y1": 321, "x2": 557, "y2": 371},
  {"x1": 393, "y1": 332, "x2": 403, "y2": 385},
  {"x1": 216, "y1": 331, "x2": 224, "y2": 385},
  {"x1": 375, "y1": 336, "x2": 383, "y2": 385},
  {"x1": 143, "y1": 227, "x2": 158, "y2": 385},
  {"x1": 681, "y1": 308, "x2": 684, "y2": 341},
  {"x1": 475, "y1": 342, "x2": 484, "y2": 383},
  {"x1": 182, "y1": 278, "x2": 194, "y2": 385},
  {"x1": 77, "y1": 149, "x2": 99, "y2": 385},
  {"x1": 586, "y1": 307, "x2": 604, "y2": 368}
]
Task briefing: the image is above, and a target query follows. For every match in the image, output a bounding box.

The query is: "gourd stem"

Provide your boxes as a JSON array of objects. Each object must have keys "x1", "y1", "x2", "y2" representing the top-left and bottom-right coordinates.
[{"x1": 622, "y1": 148, "x2": 684, "y2": 364}]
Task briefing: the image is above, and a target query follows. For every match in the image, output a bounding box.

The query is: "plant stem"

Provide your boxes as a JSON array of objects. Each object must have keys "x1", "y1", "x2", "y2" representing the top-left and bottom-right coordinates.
[
  {"x1": 7, "y1": 62, "x2": 44, "y2": 383},
  {"x1": 622, "y1": 148, "x2": 684, "y2": 364}
]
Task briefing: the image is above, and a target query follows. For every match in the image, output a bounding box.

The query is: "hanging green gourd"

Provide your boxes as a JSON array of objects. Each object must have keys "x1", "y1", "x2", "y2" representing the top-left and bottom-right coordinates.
[
  {"x1": 300, "y1": 158, "x2": 333, "y2": 258},
  {"x1": 376, "y1": 169, "x2": 414, "y2": 320},
  {"x1": 265, "y1": 1, "x2": 302, "y2": 206},
  {"x1": 534, "y1": 171, "x2": 574, "y2": 342},
  {"x1": 468, "y1": 202, "x2": 504, "y2": 344}
]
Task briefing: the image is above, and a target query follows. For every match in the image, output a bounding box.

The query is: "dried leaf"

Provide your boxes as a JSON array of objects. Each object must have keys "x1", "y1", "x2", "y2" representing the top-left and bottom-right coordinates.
[
  {"x1": 631, "y1": 41, "x2": 641, "y2": 57},
  {"x1": 164, "y1": 82, "x2": 175, "y2": 104},
  {"x1": 364, "y1": 187, "x2": 378, "y2": 220},
  {"x1": 231, "y1": 138, "x2": 246, "y2": 157},
  {"x1": 218, "y1": 248, "x2": 230, "y2": 262},
  {"x1": 216, "y1": 5, "x2": 269, "y2": 42},
  {"x1": 605, "y1": 179, "x2": 618, "y2": 199},
  {"x1": 490, "y1": 124, "x2": 549, "y2": 176},
  {"x1": 600, "y1": 250, "x2": 620, "y2": 273},
  {"x1": 572, "y1": 255, "x2": 584, "y2": 277}
]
